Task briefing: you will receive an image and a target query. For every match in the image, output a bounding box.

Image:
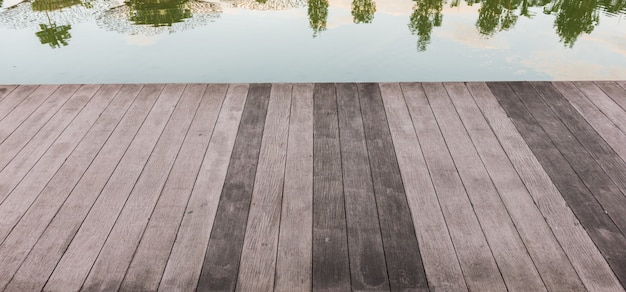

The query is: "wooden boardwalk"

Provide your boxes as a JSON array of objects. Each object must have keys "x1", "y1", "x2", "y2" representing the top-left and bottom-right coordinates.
[{"x1": 0, "y1": 82, "x2": 625, "y2": 291}]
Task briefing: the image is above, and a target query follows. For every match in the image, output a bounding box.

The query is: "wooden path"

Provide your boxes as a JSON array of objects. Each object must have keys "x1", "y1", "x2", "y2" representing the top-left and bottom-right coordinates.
[{"x1": 0, "y1": 82, "x2": 625, "y2": 291}]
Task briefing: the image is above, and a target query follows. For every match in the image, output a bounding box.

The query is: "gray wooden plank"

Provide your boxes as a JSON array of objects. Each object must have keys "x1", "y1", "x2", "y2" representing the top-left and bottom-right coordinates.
[
  {"x1": 81, "y1": 84, "x2": 204, "y2": 291},
  {"x1": 0, "y1": 84, "x2": 121, "y2": 243},
  {"x1": 0, "y1": 84, "x2": 141, "y2": 290},
  {"x1": 3, "y1": 84, "x2": 163, "y2": 292},
  {"x1": 358, "y1": 82, "x2": 429, "y2": 291},
  {"x1": 381, "y1": 82, "x2": 468, "y2": 291},
  {"x1": 0, "y1": 85, "x2": 39, "y2": 122},
  {"x1": 444, "y1": 82, "x2": 585, "y2": 291},
  {"x1": 120, "y1": 84, "x2": 227, "y2": 292},
  {"x1": 311, "y1": 83, "x2": 350, "y2": 291},
  {"x1": 42, "y1": 84, "x2": 184, "y2": 292},
  {"x1": 274, "y1": 83, "x2": 314, "y2": 292},
  {"x1": 469, "y1": 82, "x2": 624, "y2": 291},
  {"x1": 424, "y1": 82, "x2": 546, "y2": 291},
  {"x1": 618, "y1": 81, "x2": 626, "y2": 92},
  {"x1": 336, "y1": 83, "x2": 389, "y2": 291},
  {"x1": 0, "y1": 85, "x2": 17, "y2": 102},
  {"x1": 0, "y1": 85, "x2": 58, "y2": 144},
  {"x1": 159, "y1": 84, "x2": 248, "y2": 291},
  {"x1": 574, "y1": 81, "x2": 626, "y2": 137},
  {"x1": 487, "y1": 81, "x2": 626, "y2": 286},
  {"x1": 236, "y1": 83, "x2": 292, "y2": 291},
  {"x1": 596, "y1": 81, "x2": 626, "y2": 112},
  {"x1": 401, "y1": 82, "x2": 505, "y2": 291},
  {"x1": 197, "y1": 83, "x2": 271, "y2": 292},
  {"x1": 553, "y1": 82, "x2": 626, "y2": 167}
]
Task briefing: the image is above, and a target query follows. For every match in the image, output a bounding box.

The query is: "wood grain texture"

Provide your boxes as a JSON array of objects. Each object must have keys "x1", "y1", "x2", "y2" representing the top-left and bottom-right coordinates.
[
  {"x1": 3, "y1": 84, "x2": 163, "y2": 292},
  {"x1": 43, "y1": 84, "x2": 183, "y2": 292},
  {"x1": 0, "y1": 85, "x2": 58, "y2": 143},
  {"x1": 444, "y1": 82, "x2": 584, "y2": 291},
  {"x1": 336, "y1": 83, "x2": 389, "y2": 291},
  {"x1": 573, "y1": 81, "x2": 626, "y2": 137},
  {"x1": 358, "y1": 83, "x2": 429, "y2": 291},
  {"x1": 469, "y1": 82, "x2": 623, "y2": 291},
  {"x1": 381, "y1": 83, "x2": 468, "y2": 291},
  {"x1": 120, "y1": 84, "x2": 227, "y2": 292},
  {"x1": 312, "y1": 83, "x2": 350, "y2": 291},
  {"x1": 487, "y1": 81, "x2": 626, "y2": 287},
  {"x1": 81, "y1": 84, "x2": 203, "y2": 291},
  {"x1": 596, "y1": 81, "x2": 626, "y2": 112},
  {"x1": 197, "y1": 83, "x2": 271, "y2": 292},
  {"x1": 401, "y1": 82, "x2": 505, "y2": 291},
  {"x1": 236, "y1": 83, "x2": 292, "y2": 291},
  {"x1": 159, "y1": 84, "x2": 248, "y2": 291},
  {"x1": 0, "y1": 85, "x2": 39, "y2": 122},
  {"x1": 424, "y1": 82, "x2": 546, "y2": 291},
  {"x1": 275, "y1": 83, "x2": 314, "y2": 292},
  {"x1": 0, "y1": 85, "x2": 17, "y2": 102}
]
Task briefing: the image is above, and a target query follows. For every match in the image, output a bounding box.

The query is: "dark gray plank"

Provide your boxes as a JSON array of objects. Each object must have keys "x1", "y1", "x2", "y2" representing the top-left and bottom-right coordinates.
[
  {"x1": 358, "y1": 83, "x2": 429, "y2": 291},
  {"x1": 312, "y1": 83, "x2": 350, "y2": 291},
  {"x1": 336, "y1": 83, "x2": 390, "y2": 291},
  {"x1": 487, "y1": 81, "x2": 626, "y2": 286},
  {"x1": 596, "y1": 81, "x2": 626, "y2": 112},
  {"x1": 197, "y1": 83, "x2": 271, "y2": 291},
  {"x1": 0, "y1": 85, "x2": 39, "y2": 122}
]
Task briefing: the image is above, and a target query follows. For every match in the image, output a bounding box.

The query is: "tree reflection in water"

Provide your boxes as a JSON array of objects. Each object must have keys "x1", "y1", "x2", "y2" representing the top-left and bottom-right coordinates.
[
  {"x1": 408, "y1": 0, "x2": 443, "y2": 51},
  {"x1": 31, "y1": 0, "x2": 87, "y2": 48},
  {"x1": 352, "y1": 0, "x2": 376, "y2": 23},
  {"x1": 125, "y1": 0, "x2": 193, "y2": 26},
  {"x1": 308, "y1": 0, "x2": 328, "y2": 36}
]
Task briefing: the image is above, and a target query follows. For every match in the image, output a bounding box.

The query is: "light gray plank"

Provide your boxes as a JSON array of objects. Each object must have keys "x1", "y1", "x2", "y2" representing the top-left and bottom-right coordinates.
[
  {"x1": 618, "y1": 81, "x2": 626, "y2": 92},
  {"x1": 596, "y1": 81, "x2": 626, "y2": 112},
  {"x1": 0, "y1": 85, "x2": 58, "y2": 143},
  {"x1": 380, "y1": 82, "x2": 467, "y2": 291},
  {"x1": 43, "y1": 84, "x2": 184, "y2": 292},
  {"x1": 423, "y1": 82, "x2": 546, "y2": 291},
  {"x1": 0, "y1": 85, "x2": 17, "y2": 102},
  {"x1": 120, "y1": 84, "x2": 227, "y2": 291},
  {"x1": 574, "y1": 81, "x2": 626, "y2": 137},
  {"x1": 469, "y1": 82, "x2": 623, "y2": 291},
  {"x1": 274, "y1": 83, "x2": 314, "y2": 292},
  {"x1": 4, "y1": 84, "x2": 163, "y2": 292},
  {"x1": 444, "y1": 82, "x2": 584, "y2": 291},
  {"x1": 159, "y1": 84, "x2": 248, "y2": 291},
  {"x1": 236, "y1": 83, "x2": 292, "y2": 291},
  {"x1": 81, "y1": 84, "x2": 203, "y2": 291},
  {"x1": 0, "y1": 85, "x2": 39, "y2": 122},
  {"x1": 401, "y1": 82, "x2": 506, "y2": 291}
]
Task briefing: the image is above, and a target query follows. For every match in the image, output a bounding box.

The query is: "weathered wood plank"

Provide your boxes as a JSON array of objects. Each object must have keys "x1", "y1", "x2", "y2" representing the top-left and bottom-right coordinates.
[
  {"x1": 0, "y1": 85, "x2": 17, "y2": 102},
  {"x1": 469, "y1": 82, "x2": 623, "y2": 291},
  {"x1": 159, "y1": 84, "x2": 248, "y2": 291},
  {"x1": 120, "y1": 84, "x2": 227, "y2": 292},
  {"x1": 574, "y1": 81, "x2": 626, "y2": 137},
  {"x1": 596, "y1": 81, "x2": 626, "y2": 112},
  {"x1": 336, "y1": 83, "x2": 389, "y2": 291},
  {"x1": 312, "y1": 83, "x2": 350, "y2": 291},
  {"x1": 81, "y1": 84, "x2": 204, "y2": 291},
  {"x1": 0, "y1": 85, "x2": 39, "y2": 122},
  {"x1": 424, "y1": 82, "x2": 546, "y2": 291},
  {"x1": 401, "y1": 82, "x2": 505, "y2": 291},
  {"x1": 358, "y1": 83, "x2": 429, "y2": 291},
  {"x1": 487, "y1": 81, "x2": 626, "y2": 286},
  {"x1": 275, "y1": 83, "x2": 314, "y2": 292},
  {"x1": 0, "y1": 85, "x2": 58, "y2": 143},
  {"x1": 3, "y1": 84, "x2": 163, "y2": 291},
  {"x1": 445, "y1": 82, "x2": 584, "y2": 291},
  {"x1": 236, "y1": 84, "x2": 292, "y2": 291},
  {"x1": 197, "y1": 83, "x2": 271, "y2": 292},
  {"x1": 42, "y1": 84, "x2": 183, "y2": 292}
]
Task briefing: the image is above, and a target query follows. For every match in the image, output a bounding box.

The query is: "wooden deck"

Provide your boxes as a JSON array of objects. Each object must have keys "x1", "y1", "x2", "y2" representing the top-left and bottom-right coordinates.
[{"x1": 0, "y1": 82, "x2": 625, "y2": 291}]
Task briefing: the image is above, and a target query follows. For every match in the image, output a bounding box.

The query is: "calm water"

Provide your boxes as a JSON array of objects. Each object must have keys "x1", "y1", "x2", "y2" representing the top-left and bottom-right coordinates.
[{"x1": 0, "y1": 0, "x2": 625, "y2": 83}]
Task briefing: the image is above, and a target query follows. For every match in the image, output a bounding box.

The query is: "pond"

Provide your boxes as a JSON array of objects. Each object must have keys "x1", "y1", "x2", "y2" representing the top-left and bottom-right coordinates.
[{"x1": 0, "y1": 0, "x2": 625, "y2": 83}]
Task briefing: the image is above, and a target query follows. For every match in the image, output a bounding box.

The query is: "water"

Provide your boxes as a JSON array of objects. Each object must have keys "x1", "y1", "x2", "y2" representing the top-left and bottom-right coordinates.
[{"x1": 0, "y1": 0, "x2": 625, "y2": 83}]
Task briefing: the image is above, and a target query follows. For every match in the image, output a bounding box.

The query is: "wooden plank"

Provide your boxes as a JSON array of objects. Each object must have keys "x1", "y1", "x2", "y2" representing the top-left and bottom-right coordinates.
[
  {"x1": 0, "y1": 85, "x2": 39, "y2": 122},
  {"x1": 3, "y1": 84, "x2": 163, "y2": 292},
  {"x1": 424, "y1": 82, "x2": 546, "y2": 291},
  {"x1": 0, "y1": 84, "x2": 121, "y2": 243},
  {"x1": 0, "y1": 85, "x2": 141, "y2": 290},
  {"x1": 236, "y1": 84, "x2": 292, "y2": 291},
  {"x1": 596, "y1": 81, "x2": 626, "y2": 112},
  {"x1": 469, "y1": 82, "x2": 623, "y2": 291},
  {"x1": 381, "y1": 83, "x2": 468, "y2": 291},
  {"x1": 574, "y1": 81, "x2": 626, "y2": 137},
  {"x1": 197, "y1": 83, "x2": 271, "y2": 291},
  {"x1": 618, "y1": 81, "x2": 626, "y2": 91},
  {"x1": 80, "y1": 84, "x2": 204, "y2": 291},
  {"x1": 336, "y1": 83, "x2": 389, "y2": 291},
  {"x1": 274, "y1": 83, "x2": 314, "y2": 292},
  {"x1": 42, "y1": 84, "x2": 184, "y2": 292},
  {"x1": 358, "y1": 83, "x2": 429, "y2": 291},
  {"x1": 311, "y1": 83, "x2": 350, "y2": 291},
  {"x1": 159, "y1": 84, "x2": 248, "y2": 291},
  {"x1": 0, "y1": 85, "x2": 17, "y2": 102},
  {"x1": 487, "y1": 81, "x2": 626, "y2": 286},
  {"x1": 444, "y1": 82, "x2": 585, "y2": 291},
  {"x1": 401, "y1": 82, "x2": 505, "y2": 291},
  {"x1": 553, "y1": 82, "x2": 626, "y2": 166},
  {"x1": 120, "y1": 84, "x2": 227, "y2": 291},
  {"x1": 0, "y1": 85, "x2": 58, "y2": 143}
]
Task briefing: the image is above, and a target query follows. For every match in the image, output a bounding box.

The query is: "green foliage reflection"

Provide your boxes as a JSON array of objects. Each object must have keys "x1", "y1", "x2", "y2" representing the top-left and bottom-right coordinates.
[
  {"x1": 408, "y1": 0, "x2": 443, "y2": 51},
  {"x1": 308, "y1": 0, "x2": 328, "y2": 36},
  {"x1": 352, "y1": 0, "x2": 376, "y2": 23},
  {"x1": 544, "y1": 0, "x2": 600, "y2": 47},
  {"x1": 125, "y1": 0, "x2": 193, "y2": 27},
  {"x1": 36, "y1": 22, "x2": 72, "y2": 48}
]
